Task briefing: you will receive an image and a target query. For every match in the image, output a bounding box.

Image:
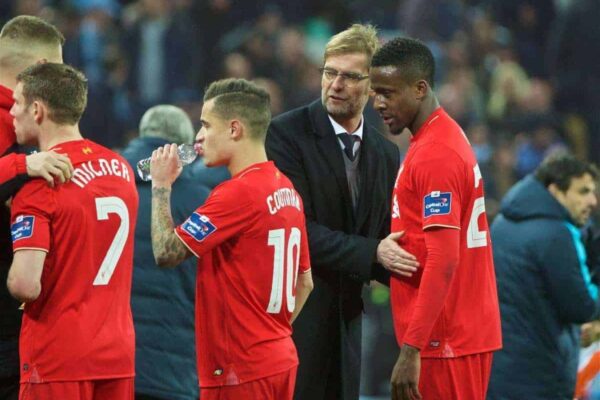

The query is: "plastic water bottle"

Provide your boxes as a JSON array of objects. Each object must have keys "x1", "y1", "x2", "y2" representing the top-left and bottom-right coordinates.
[{"x1": 136, "y1": 143, "x2": 197, "y2": 181}]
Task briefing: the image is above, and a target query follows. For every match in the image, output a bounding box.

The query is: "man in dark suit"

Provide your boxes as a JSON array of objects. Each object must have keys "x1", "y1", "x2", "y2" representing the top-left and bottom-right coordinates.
[{"x1": 266, "y1": 24, "x2": 418, "y2": 400}]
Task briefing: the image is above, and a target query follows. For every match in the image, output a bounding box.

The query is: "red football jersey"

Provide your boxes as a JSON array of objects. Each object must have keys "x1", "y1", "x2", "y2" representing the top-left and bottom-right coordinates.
[
  {"x1": 175, "y1": 161, "x2": 311, "y2": 387},
  {"x1": 11, "y1": 139, "x2": 138, "y2": 382},
  {"x1": 0, "y1": 84, "x2": 17, "y2": 154},
  {"x1": 390, "y1": 108, "x2": 501, "y2": 358},
  {"x1": 0, "y1": 84, "x2": 27, "y2": 184}
]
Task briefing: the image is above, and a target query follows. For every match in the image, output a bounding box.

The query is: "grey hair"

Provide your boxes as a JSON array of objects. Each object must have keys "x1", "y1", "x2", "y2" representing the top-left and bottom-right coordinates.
[{"x1": 139, "y1": 105, "x2": 195, "y2": 144}]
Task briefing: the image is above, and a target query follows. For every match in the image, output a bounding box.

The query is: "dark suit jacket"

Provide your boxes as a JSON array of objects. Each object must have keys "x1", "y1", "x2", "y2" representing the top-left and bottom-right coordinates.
[{"x1": 266, "y1": 100, "x2": 400, "y2": 400}]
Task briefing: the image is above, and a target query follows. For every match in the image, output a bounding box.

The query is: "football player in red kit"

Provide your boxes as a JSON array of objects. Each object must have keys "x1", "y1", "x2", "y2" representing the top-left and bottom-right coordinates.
[
  {"x1": 150, "y1": 78, "x2": 313, "y2": 400},
  {"x1": 370, "y1": 38, "x2": 502, "y2": 400},
  {"x1": 7, "y1": 63, "x2": 138, "y2": 400}
]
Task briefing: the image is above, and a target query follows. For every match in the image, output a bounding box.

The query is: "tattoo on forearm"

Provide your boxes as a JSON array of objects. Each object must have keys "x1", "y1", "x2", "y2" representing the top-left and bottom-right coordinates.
[{"x1": 151, "y1": 187, "x2": 189, "y2": 265}]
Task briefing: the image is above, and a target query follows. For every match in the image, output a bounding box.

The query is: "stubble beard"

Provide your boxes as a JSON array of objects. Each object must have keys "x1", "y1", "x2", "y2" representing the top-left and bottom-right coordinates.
[{"x1": 323, "y1": 95, "x2": 362, "y2": 121}]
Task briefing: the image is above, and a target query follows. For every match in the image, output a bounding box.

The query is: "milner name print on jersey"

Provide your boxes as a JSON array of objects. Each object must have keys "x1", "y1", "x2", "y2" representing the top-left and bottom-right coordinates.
[
  {"x1": 424, "y1": 191, "x2": 452, "y2": 218},
  {"x1": 181, "y1": 212, "x2": 217, "y2": 242},
  {"x1": 71, "y1": 158, "x2": 132, "y2": 188},
  {"x1": 11, "y1": 215, "x2": 35, "y2": 241}
]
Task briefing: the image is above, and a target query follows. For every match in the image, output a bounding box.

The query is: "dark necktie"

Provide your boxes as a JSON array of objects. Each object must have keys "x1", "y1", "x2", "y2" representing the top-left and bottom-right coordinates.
[{"x1": 338, "y1": 133, "x2": 358, "y2": 161}]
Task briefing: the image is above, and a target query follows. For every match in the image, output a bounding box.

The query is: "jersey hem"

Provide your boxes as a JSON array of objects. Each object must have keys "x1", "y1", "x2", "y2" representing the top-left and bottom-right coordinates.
[
  {"x1": 20, "y1": 372, "x2": 135, "y2": 384},
  {"x1": 198, "y1": 361, "x2": 298, "y2": 388},
  {"x1": 13, "y1": 247, "x2": 49, "y2": 253},
  {"x1": 422, "y1": 224, "x2": 460, "y2": 231},
  {"x1": 419, "y1": 344, "x2": 502, "y2": 359}
]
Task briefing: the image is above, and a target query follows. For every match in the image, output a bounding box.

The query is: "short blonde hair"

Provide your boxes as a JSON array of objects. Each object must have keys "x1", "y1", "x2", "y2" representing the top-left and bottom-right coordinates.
[
  {"x1": 0, "y1": 15, "x2": 65, "y2": 46},
  {"x1": 0, "y1": 16, "x2": 64, "y2": 72},
  {"x1": 324, "y1": 24, "x2": 379, "y2": 63}
]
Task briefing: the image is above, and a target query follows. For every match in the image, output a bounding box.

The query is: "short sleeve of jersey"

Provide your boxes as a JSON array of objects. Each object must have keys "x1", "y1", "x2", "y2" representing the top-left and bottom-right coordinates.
[
  {"x1": 299, "y1": 214, "x2": 311, "y2": 273},
  {"x1": 411, "y1": 147, "x2": 464, "y2": 230},
  {"x1": 11, "y1": 181, "x2": 55, "y2": 252},
  {"x1": 175, "y1": 180, "x2": 254, "y2": 257}
]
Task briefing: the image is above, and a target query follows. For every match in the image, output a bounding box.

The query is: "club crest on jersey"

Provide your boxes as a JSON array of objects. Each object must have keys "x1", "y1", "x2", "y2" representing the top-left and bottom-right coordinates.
[
  {"x1": 11, "y1": 215, "x2": 35, "y2": 242},
  {"x1": 182, "y1": 213, "x2": 216, "y2": 242},
  {"x1": 423, "y1": 191, "x2": 452, "y2": 218}
]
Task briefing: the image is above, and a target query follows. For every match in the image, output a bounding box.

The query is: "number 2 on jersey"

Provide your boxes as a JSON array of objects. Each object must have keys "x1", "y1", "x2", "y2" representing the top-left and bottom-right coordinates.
[
  {"x1": 267, "y1": 228, "x2": 301, "y2": 314},
  {"x1": 93, "y1": 196, "x2": 130, "y2": 286},
  {"x1": 467, "y1": 164, "x2": 487, "y2": 248}
]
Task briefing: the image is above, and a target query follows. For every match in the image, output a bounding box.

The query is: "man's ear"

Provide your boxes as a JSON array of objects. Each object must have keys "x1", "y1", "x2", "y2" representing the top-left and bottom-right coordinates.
[
  {"x1": 415, "y1": 79, "x2": 429, "y2": 101},
  {"x1": 230, "y1": 120, "x2": 244, "y2": 140},
  {"x1": 32, "y1": 101, "x2": 45, "y2": 125}
]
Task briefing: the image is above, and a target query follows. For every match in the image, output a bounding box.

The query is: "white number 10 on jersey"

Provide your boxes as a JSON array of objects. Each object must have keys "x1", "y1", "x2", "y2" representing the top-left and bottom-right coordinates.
[{"x1": 267, "y1": 228, "x2": 301, "y2": 314}]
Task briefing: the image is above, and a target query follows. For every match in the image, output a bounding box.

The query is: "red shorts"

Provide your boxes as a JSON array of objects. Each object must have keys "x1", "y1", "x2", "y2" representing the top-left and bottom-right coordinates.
[
  {"x1": 19, "y1": 377, "x2": 134, "y2": 400},
  {"x1": 419, "y1": 352, "x2": 493, "y2": 400},
  {"x1": 201, "y1": 366, "x2": 297, "y2": 400}
]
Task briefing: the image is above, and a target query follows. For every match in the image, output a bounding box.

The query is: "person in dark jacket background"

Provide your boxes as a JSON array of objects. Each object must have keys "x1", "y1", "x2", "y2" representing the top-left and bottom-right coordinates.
[
  {"x1": 488, "y1": 153, "x2": 599, "y2": 400},
  {"x1": 121, "y1": 105, "x2": 228, "y2": 400}
]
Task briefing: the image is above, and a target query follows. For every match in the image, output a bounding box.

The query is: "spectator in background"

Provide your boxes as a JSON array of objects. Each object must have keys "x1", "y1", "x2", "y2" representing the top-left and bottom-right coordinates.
[
  {"x1": 489, "y1": 0, "x2": 556, "y2": 78},
  {"x1": 123, "y1": 0, "x2": 197, "y2": 120},
  {"x1": 514, "y1": 122, "x2": 566, "y2": 178},
  {"x1": 67, "y1": 1, "x2": 126, "y2": 149},
  {"x1": 488, "y1": 153, "x2": 600, "y2": 400},
  {"x1": 267, "y1": 24, "x2": 416, "y2": 400},
  {"x1": 547, "y1": 0, "x2": 600, "y2": 163},
  {"x1": 0, "y1": 16, "x2": 73, "y2": 400},
  {"x1": 221, "y1": 52, "x2": 253, "y2": 80},
  {"x1": 486, "y1": 43, "x2": 530, "y2": 124},
  {"x1": 273, "y1": 27, "x2": 320, "y2": 110},
  {"x1": 121, "y1": 105, "x2": 229, "y2": 400}
]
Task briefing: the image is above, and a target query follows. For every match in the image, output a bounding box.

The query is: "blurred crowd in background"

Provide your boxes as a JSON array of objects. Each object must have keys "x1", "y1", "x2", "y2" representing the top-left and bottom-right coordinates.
[
  {"x1": 1, "y1": 0, "x2": 599, "y2": 218},
  {"x1": 1, "y1": 0, "x2": 599, "y2": 397}
]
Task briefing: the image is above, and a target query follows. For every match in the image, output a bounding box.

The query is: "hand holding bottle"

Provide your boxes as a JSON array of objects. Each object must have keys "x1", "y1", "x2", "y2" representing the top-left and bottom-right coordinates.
[{"x1": 137, "y1": 143, "x2": 197, "y2": 181}]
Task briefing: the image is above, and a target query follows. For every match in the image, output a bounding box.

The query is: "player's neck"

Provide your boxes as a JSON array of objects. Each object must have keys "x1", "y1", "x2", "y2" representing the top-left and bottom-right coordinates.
[
  {"x1": 227, "y1": 143, "x2": 268, "y2": 176},
  {"x1": 409, "y1": 96, "x2": 440, "y2": 136},
  {"x1": 39, "y1": 124, "x2": 83, "y2": 151}
]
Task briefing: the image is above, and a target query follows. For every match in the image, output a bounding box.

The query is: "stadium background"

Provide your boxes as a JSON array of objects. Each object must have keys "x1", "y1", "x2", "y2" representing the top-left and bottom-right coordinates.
[{"x1": 1, "y1": 0, "x2": 599, "y2": 398}]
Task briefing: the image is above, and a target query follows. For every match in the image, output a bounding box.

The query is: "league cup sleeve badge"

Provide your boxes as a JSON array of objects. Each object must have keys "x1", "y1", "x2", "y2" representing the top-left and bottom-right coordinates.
[
  {"x1": 11, "y1": 215, "x2": 35, "y2": 242},
  {"x1": 423, "y1": 191, "x2": 452, "y2": 218},
  {"x1": 181, "y1": 213, "x2": 217, "y2": 242}
]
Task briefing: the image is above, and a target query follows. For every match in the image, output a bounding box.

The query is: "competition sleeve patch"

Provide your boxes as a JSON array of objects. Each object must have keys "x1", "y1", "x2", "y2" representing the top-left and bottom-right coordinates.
[
  {"x1": 181, "y1": 212, "x2": 217, "y2": 242},
  {"x1": 11, "y1": 215, "x2": 35, "y2": 242},
  {"x1": 423, "y1": 191, "x2": 452, "y2": 218}
]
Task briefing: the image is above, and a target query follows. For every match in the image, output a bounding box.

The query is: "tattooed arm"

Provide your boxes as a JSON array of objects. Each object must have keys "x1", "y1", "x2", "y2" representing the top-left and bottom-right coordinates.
[
  {"x1": 151, "y1": 186, "x2": 192, "y2": 267},
  {"x1": 150, "y1": 143, "x2": 193, "y2": 267}
]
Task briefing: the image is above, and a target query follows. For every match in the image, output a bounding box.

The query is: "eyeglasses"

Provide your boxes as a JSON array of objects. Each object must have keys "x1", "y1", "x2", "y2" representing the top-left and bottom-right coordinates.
[{"x1": 319, "y1": 67, "x2": 369, "y2": 86}]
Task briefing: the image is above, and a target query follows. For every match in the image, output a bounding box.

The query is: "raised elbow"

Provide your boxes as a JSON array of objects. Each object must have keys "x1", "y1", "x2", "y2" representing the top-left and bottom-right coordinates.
[{"x1": 7, "y1": 275, "x2": 40, "y2": 303}]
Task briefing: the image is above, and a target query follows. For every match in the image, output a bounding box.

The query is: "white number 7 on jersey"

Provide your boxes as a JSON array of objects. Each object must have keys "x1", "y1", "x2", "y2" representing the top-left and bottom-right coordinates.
[
  {"x1": 267, "y1": 228, "x2": 301, "y2": 314},
  {"x1": 93, "y1": 197, "x2": 130, "y2": 286}
]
